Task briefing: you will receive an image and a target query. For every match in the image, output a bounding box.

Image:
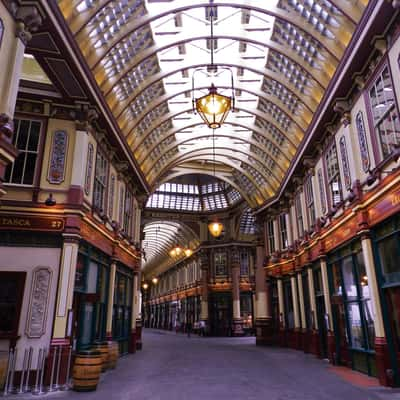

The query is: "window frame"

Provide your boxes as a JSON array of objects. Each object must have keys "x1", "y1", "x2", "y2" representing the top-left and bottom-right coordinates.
[
  {"x1": 4, "y1": 117, "x2": 45, "y2": 187},
  {"x1": 295, "y1": 191, "x2": 304, "y2": 239},
  {"x1": 366, "y1": 61, "x2": 400, "y2": 162},
  {"x1": 279, "y1": 213, "x2": 288, "y2": 250},
  {"x1": 266, "y1": 219, "x2": 275, "y2": 254},
  {"x1": 324, "y1": 141, "x2": 343, "y2": 208},
  {"x1": 304, "y1": 174, "x2": 316, "y2": 229},
  {"x1": 93, "y1": 148, "x2": 109, "y2": 213}
]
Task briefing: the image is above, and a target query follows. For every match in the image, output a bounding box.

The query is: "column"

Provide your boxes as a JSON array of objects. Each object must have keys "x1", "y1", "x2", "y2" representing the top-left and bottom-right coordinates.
[
  {"x1": 106, "y1": 261, "x2": 117, "y2": 340},
  {"x1": 320, "y1": 257, "x2": 335, "y2": 362},
  {"x1": 231, "y1": 247, "x2": 244, "y2": 336},
  {"x1": 135, "y1": 272, "x2": 143, "y2": 350},
  {"x1": 51, "y1": 237, "x2": 79, "y2": 385},
  {"x1": 199, "y1": 250, "x2": 209, "y2": 332},
  {"x1": 129, "y1": 272, "x2": 138, "y2": 353},
  {"x1": 361, "y1": 234, "x2": 390, "y2": 386},
  {"x1": 307, "y1": 265, "x2": 319, "y2": 356},
  {"x1": 297, "y1": 272, "x2": 307, "y2": 352},
  {"x1": 291, "y1": 275, "x2": 301, "y2": 349},
  {"x1": 0, "y1": 4, "x2": 41, "y2": 198},
  {"x1": 277, "y1": 278, "x2": 286, "y2": 346},
  {"x1": 254, "y1": 245, "x2": 273, "y2": 345}
]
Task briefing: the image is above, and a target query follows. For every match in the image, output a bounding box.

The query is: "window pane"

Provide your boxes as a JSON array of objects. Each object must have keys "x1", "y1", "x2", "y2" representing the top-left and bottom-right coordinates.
[
  {"x1": 346, "y1": 302, "x2": 364, "y2": 349},
  {"x1": 342, "y1": 257, "x2": 357, "y2": 299},
  {"x1": 378, "y1": 235, "x2": 400, "y2": 276},
  {"x1": 11, "y1": 156, "x2": 24, "y2": 184},
  {"x1": 17, "y1": 120, "x2": 30, "y2": 149},
  {"x1": 23, "y1": 153, "x2": 37, "y2": 185},
  {"x1": 28, "y1": 121, "x2": 41, "y2": 151}
]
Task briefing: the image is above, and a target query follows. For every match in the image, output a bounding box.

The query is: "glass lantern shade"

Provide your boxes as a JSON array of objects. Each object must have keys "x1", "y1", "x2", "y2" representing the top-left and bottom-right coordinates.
[
  {"x1": 195, "y1": 85, "x2": 232, "y2": 129},
  {"x1": 152, "y1": 277, "x2": 158, "y2": 284},
  {"x1": 184, "y1": 248, "x2": 193, "y2": 257},
  {"x1": 208, "y1": 221, "x2": 224, "y2": 238},
  {"x1": 142, "y1": 282, "x2": 149, "y2": 290}
]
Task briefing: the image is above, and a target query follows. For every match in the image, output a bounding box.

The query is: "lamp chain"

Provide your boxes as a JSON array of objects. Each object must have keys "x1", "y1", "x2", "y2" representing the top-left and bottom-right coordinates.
[
  {"x1": 212, "y1": 128, "x2": 216, "y2": 178},
  {"x1": 210, "y1": 4, "x2": 214, "y2": 67}
]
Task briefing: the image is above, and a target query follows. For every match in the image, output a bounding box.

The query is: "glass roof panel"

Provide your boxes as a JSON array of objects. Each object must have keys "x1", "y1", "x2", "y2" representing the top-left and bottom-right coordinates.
[{"x1": 60, "y1": 0, "x2": 364, "y2": 207}]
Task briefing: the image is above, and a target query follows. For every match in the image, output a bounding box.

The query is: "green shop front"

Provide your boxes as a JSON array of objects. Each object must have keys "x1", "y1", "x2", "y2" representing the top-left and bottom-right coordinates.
[
  {"x1": 327, "y1": 240, "x2": 376, "y2": 377},
  {"x1": 73, "y1": 244, "x2": 133, "y2": 354}
]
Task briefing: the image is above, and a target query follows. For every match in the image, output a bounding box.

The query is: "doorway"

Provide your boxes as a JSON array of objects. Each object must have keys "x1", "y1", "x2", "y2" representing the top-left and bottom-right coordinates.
[{"x1": 209, "y1": 293, "x2": 232, "y2": 336}]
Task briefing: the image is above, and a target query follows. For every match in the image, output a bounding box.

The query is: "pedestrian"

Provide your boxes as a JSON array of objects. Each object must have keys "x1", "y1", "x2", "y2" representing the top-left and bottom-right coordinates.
[
  {"x1": 199, "y1": 320, "x2": 205, "y2": 336},
  {"x1": 186, "y1": 321, "x2": 192, "y2": 338}
]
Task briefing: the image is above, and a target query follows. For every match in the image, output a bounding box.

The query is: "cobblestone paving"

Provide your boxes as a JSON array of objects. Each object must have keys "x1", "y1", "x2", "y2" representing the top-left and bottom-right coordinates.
[{"x1": 13, "y1": 330, "x2": 400, "y2": 400}]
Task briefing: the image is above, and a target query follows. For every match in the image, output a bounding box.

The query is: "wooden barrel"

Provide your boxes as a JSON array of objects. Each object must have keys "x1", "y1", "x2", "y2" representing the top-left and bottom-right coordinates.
[
  {"x1": 72, "y1": 350, "x2": 102, "y2": 392},
  {"x1": 0, "y1": 351, "x2": 9, "y2": 391},
  {"x1": 94, "y1": 341, "x2": 109, "y2": 372},
  {"x1": 108, "y1": 342, "x2": 119, "y2": 369}
]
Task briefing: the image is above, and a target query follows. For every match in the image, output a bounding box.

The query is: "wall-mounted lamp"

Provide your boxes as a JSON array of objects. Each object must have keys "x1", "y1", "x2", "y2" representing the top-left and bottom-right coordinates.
[{"x1": 45, "y1": 193, "x2": 56, "y2": 206}]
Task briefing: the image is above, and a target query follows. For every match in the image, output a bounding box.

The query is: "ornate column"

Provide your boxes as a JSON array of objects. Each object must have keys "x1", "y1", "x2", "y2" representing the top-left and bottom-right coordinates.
[
  {"x1": 290, "y1": 275, "x2": 301, "y2": 349},
  {"x1": 231, "y1": 247, "x2": 244, "y2": 336},
  {"x1": 50, "y1": 236, "x2": 79, "y2": 386},
  {"x1": 307, "y1": 266, "x2": 320, "y2": 356},
  {"x1": 135, "y1": 271, "x2": 143, "y2": 350},
  {"x1": 106, "y1": 260, "x2": 117, "y2": 340},
  {"x1": 360, "y1": 233, "x2": 390, "y2": 386},
  {"x1": 296, "y1": 272, "x2": 307, "y2": 352},
  {"x1": 320, "y1": 257, "x2": 335, "y2": 363},
  {"x1": 254, "y1": 244, "x2": 273, "y2": 345},
  {"x1": 277, "y1": 277, "x2": 286, "y2": 346},
  {"x1": 128, "y1": 272, "x2": 138, "y2": 353},
  {"x1": 199, "y1": 250, "x2": 209, "y2": 331},
  {"x1": 0, "y1": 4, "x2": 41, "y2": 198}
]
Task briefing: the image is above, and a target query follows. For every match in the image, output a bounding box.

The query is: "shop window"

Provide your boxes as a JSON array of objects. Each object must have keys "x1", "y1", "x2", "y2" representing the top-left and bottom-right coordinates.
[
  {"x1": 0, "y1": 272, "x2": 26, "y2": 337},
  {"x1": 302, "y1": 273, "x2": 312, "y2": 329},
  {"x1": 368, "y1": 65, "x2": 400, "y2": 160},
  {"x1": 295, "y1": 192, "x2": 304, "y2": 239},
  {"x1": 266, "y1": 220, "x2": 275, "y2": 253},
  {"x1": 325, "y1": 142, "x2": 342, "y2": 207},
  {"x1": 279, "y1": 213, "x2": 288, "y2": 249},
  {"x1": 240, "y1": 251, "x2": 249, "y2": 276},
  {"x1": 304, "y1": 175, "x2": 316, "y2": 228},
  {"x1": 214, "y1": 251, "x2": 227, "y2": 276},
  {"x1": 329, "y1": 251, "x2": 375, "y2": 353},
  {"x1": 5, "y1": 119, "x2": 42, "y2": 185},
  {"x1": 113, "y1": 270, "x2": 132, "y2": 354},
  {"x1": 377, "y1": 234, "x2": 400, "y2": 281},
  {"x1": 93, "y1": 150, "x2": 108, "y2": 211},
  {"x1": 283, "y1": 280, "x2": 294, "y2": 329}
]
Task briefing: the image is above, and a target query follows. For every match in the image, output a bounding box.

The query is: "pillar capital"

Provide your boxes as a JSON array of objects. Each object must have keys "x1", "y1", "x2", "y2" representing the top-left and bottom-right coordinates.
[{"x1": 14, "y1": 5, "x2": 42, "y2": 45}]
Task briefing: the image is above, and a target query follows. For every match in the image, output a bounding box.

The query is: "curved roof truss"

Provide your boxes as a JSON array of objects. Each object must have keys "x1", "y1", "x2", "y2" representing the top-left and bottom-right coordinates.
[{"x1": 58, "y1": 0, "x2": 368, "y2": 207}]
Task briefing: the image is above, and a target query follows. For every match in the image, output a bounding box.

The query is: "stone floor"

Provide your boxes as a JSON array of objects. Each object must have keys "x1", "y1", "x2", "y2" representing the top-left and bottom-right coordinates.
[{"x1": 10, "y1": 329, "x2": 400, "y2": 400}]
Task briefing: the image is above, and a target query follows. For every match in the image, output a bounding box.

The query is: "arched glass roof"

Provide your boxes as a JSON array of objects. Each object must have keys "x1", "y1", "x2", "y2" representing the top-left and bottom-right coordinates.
[
  {"x1": 141, "y1": 220, "x2": 200, "y2": 275},
  {"x1": 58, "y1": 0, "x2": 368, "y2": 207},
  {"x1": 146, "y1": 175, "x2": 242, "y2": 212}
]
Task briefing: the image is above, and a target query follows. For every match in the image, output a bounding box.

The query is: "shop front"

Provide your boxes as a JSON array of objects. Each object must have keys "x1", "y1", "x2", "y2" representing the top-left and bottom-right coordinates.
[
  {"x1": 72, "y1": 246, "x2": 109, "y2": 351},
  {"x1": 328, "y1": 241, "x2": 376, "y2": 376},
  {"x1": 373, "y1": 215, "x2": 400, "y2": 385}
]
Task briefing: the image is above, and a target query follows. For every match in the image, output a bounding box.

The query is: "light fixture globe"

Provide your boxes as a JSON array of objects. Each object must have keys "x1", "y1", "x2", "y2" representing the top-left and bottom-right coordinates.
[
  {"x1": 142, "y1": 282, "x2": 149, "y2": 290},
  {"x1": 152, "y1": 277, "x2": 158, "y2": 285},
  {"x1": 184, "y1": 248, "x2": 193, "y2": 257},
  {"x1": 208, "y1": 220, "x2": 223, "y2": 238},
  {"x1": 195, "y1": 84, "x2": 232, "y2": 129}
]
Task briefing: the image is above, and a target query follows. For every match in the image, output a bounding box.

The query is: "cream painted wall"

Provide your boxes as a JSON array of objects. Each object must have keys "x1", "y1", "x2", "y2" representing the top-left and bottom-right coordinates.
[
  {"x1": 36, "y1": 119, "x2": 76, "y2": 204},
  {"x1": 0, "y1": 247, "x2": 61, "y2": 370},
  {"x1": 0, "y1": 3, "x2": 24, "y2": 116}
]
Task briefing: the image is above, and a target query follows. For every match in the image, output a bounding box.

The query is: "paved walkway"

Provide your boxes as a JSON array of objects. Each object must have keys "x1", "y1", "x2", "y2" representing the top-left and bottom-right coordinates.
[{"x1": 16, "y1": 330, "x2": 400, "y2": 400}]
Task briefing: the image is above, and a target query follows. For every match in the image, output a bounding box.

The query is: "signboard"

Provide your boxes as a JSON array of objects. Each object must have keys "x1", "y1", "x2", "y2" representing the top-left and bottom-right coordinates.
[{"x1": 0, "y1": 215, "x2": 64, "y2": 231}]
